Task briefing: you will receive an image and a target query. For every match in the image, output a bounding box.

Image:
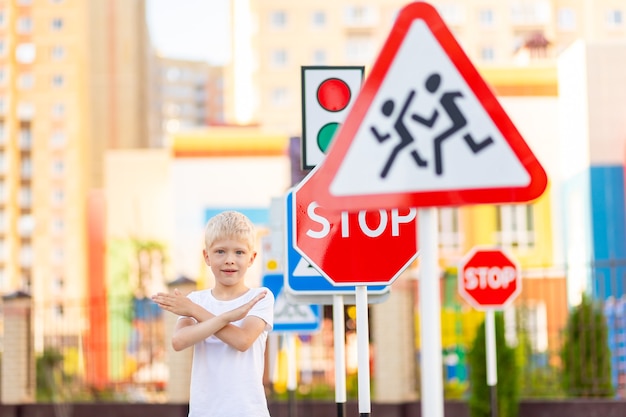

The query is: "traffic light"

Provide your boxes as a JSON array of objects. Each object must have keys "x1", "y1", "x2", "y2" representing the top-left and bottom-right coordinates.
[{"x1": 301, "y1": 66, "x2": 363, "y2": 170}]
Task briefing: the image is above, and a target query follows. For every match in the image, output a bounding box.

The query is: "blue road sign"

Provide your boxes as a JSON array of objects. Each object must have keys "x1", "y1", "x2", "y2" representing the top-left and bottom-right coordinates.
[
  {"x1": 285, "y1": 191, "x2": 389, "y2": 297},
  {"x1": 263, "y1": 273, "x2": 321, "y2": 333}
]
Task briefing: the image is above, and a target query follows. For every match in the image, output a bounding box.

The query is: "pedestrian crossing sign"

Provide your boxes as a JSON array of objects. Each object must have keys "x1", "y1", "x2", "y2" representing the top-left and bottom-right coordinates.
[
  {"x1": 311, "y1": 1, "x2": 548, "y2": 210},
  {"x1": 263, "y1": 274, "x2": 321, "y2": 333}
]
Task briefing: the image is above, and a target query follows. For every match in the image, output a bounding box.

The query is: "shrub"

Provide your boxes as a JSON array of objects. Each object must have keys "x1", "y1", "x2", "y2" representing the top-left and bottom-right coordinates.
[
  {"x1": 560, "y1": 294, "x2": 614, "y2": 397},
  {"x1": 468, "y1": 312, "x2": 519, "y2": 417}
]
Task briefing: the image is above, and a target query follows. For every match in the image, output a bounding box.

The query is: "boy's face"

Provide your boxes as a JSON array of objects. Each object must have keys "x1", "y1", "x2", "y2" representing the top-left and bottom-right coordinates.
[{"x1": 203, "y1": 237, "x2": 256, "y2": 288}]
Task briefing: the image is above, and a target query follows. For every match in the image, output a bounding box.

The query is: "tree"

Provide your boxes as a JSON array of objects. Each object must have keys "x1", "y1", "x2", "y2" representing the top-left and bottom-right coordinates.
[
  {"x1": 561, "y1": 294, "x2": 614, "y2": 397},
  {"x1": 468, "y1": 312, "x2": 519, "y2": 417}
]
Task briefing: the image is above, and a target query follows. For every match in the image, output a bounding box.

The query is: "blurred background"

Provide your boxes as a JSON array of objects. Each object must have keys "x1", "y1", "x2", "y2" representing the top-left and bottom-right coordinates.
[{"x1": 0, "y1": 0, "x2": 625, "y2": 411}]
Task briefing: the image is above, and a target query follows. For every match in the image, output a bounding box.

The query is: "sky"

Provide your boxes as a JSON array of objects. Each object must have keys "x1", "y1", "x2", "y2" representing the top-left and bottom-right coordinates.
[{"x1": 146, "y1": 0, "x2": 231, "y2": 64}]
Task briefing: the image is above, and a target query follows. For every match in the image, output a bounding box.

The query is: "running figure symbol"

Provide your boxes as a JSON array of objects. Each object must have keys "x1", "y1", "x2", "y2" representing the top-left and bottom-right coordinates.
[
  {"x1": 370, "y1": 90, "x2": 429, "y2": 178},
  {"x1": 413, "y1": 73, "x2": 495, "y2": 176},
  {"x1": 370, "y1": 73, "x2": 495, "y2": 178}
]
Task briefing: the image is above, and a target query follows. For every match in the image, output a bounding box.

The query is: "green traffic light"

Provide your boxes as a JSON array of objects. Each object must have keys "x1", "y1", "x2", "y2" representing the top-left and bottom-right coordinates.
[{"x1": 317, "y1": 122, "x2": 340, "y2": 153}]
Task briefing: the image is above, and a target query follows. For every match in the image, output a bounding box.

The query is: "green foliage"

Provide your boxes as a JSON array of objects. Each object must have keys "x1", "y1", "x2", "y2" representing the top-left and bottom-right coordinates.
[
  {"x1": 468, "y1": 312, "x2": 519, "y2": 417},
  {"x1": 515, "y1": 317, "x2": 564, "y2": 398},
  {"x1": 560, "y1": 295, "x2": 614, "y2": 397},
  {"x1": 36, "y1": 348, "x2": 64, "y2": 401}
]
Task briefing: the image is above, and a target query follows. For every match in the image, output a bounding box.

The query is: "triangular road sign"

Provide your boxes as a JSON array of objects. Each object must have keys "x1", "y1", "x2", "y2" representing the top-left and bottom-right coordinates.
[{"x1": 311, "y1": 1, "x2": 548, "y2": 210}]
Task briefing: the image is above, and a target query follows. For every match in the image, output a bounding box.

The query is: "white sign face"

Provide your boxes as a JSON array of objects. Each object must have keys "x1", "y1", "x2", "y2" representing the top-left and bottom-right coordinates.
[
  {"x1": 273, "y1": 290, "x2": 320, "y2": 326},
  {"x1": 328, "y1": 20, "x2": 530, "y2": 197},
  {"x1": 301, "y1": 66, "x2": 363, "y2": 169}
]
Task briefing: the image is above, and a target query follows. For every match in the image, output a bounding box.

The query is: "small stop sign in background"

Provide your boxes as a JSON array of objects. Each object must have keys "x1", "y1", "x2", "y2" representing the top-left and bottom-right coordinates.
[{"x1": 458, "y1": 247, "x2": 521, "y2": 310}]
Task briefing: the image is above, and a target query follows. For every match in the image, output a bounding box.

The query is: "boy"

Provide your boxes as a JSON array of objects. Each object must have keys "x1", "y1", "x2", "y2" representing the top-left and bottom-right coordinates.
[{"x1": 152, "y1": 211, "x2": 274, "y2": 417}]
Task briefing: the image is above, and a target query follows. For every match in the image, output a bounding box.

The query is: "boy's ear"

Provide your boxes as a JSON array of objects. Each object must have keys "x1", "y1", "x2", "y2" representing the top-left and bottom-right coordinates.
[
  {"x1": 203, "y1": 249, "x2": 210, "y2": 266},
  {"x1": 249, "y1": 251, "x2": 257, "y2": 265}
]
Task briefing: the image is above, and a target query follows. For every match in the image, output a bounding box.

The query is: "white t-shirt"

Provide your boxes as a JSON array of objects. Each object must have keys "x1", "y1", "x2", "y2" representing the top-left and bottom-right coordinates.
[{"x1": 184, "y1": 287, "x2": 274, "y2": 417}]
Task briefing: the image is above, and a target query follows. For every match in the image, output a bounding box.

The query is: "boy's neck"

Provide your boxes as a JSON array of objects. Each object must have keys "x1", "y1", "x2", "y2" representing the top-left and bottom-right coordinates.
[{"x1": 212, "y1": 284, "x2": 250, "y2": 301}]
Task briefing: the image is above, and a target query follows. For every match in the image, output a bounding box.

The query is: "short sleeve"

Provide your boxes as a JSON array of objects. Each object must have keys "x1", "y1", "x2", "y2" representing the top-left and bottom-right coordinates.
[{"x1": 249, "y1": 287, "x2": 274, "y2": 331}]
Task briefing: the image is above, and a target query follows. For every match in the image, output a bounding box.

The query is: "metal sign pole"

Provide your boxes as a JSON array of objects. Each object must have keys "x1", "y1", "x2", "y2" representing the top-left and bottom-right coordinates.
[
  {"x1": 485, "y1": 309, "x2": 498, "y2": 417},
  {"x1": 356, "y1": 285, "x2": 371, "y2": 416},
  {"x1": 418, "y1": 208, "x2": 444, "y2": 417},
  {"x1": 333, "y1": 294, "x2": 347, "y2": 417}
]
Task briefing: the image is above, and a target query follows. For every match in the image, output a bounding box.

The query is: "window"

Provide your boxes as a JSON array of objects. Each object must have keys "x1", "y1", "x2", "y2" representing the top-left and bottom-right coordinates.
[
  {"x1": 52, "y1": 246, "x2": 64, "y2": 263},
  {"x1": 479, "y1": 8, "x2": 494, "y2": 27},
  {"x1": 19, "y1": 126, "x2": 32, "y2": 149},
  {"x1": 271, "y1": 49, "x2": 288, "y2": 68},
  {"x1": 313, "y1": 49, "x2": 327, "y2": 65},
  {"x1": 0, "y1": 151, "x2": 5, "y2": 174},
  {"x1": 344, "y1": 5, "x2": 378, "y2": 26},
  {"x1": 0, "y1": 181, "x2": 5, "y2": 202},
  {"x1": 21, "y1": 156, "x2": 32, "y2": 179},
  {"x1": 52, "y1": 158, "x2": 64, "y2": 176},
  {"x1": 166, "y1": 67, "x2": 181, "y2": 81},
  {"x1": 19, "y1": 244, "x2": 32, "y2": 267},
  {"x1": 0, "y1": 40, "x2": 5, "y2": 56},
  {"x1": 606, "y1": 9, "x2": 624, "y2": 27},
  {"x1": 51, "y1": 45, "x2": 65, "y2": 60},
  {"x1": 0, "y1": 68, "x2": 5, "y2": 85},
  {"x1": 438, "y1": 207, "x2": 462, "y2": 252},
  {"x1": 496, "y1": 204, "x2": 535, "y2": 248},
  {"x1": 437, "y1": 4, "x2": 465, "y2": 25},
  {"x1": 50, "y1": 130, "x2": 66, "y2": 147},
  {"x1": 52, "y1": 102, "x2": 65, "y2": 118},
  {"x1": 51, "y1": 18, "x2": 64, "y2": 31},
  {"x1": 51, "y1": 74, "x2": 64, "y2": 87},
  {"x1": 510, "y1": 1, "x2": 551, "y2": 25},
  {"x1": 0, "y1": 122, "x2": 6, "y2": 144},
  {"x1": 19, "y1": 186, "x2": 32, "y2": 208},
  {"x1": 18, "y1": 73, "x2": 34, "y2": 90},
  {"x1": 52, "y1": 217, "x2": 64, "y2": 234},
  {"x1": 53, "y1": 304, "x2": 64, "y2": 319},
  {"x1": 18, "y1": 215, "x2": 33, "y2": 237},
  {"x1": 52, "y1": 188, "x2": 64, "y2": 205},
  {"x1": 271, "y1": 87, "x2": 288, "y2": 107},
  {"x1": 17, "y1": 102, "x2": 35, "y2": 120},
  {"x1": 17, "y1": 16, "x2": 33, "y2": 34},
  {"x1": 480, "y1": 46, "x2": 495, "y2": 61},
  {"x1": 312, "y1": 11, "x2": 326, "y2": 28},
  {"x1": 0, "y1": 11, "x2": 5, "y2": 28},
  {"x1": 557, "y1": 7, "x2": 576, "y2": 30},
  {"x1": 270, "y1": 10, "x2": 286, "y2": 28},
  {"x1": 345, "y1": 35, "x2": 375, "y2": 64},
  {"x1": 16, "y1": 43, "x2": 36, "y2": 63}
]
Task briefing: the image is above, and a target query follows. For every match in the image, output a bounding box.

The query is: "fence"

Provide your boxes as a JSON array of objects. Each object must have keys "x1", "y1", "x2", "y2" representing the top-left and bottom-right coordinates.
[{"x1": 1, "y1": 260, "x2": 626, "y2": 405}]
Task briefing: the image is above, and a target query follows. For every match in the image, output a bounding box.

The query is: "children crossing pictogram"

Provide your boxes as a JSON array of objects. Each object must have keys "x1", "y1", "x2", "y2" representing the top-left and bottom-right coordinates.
[{"x1": 371, "y1": 72, "x2": 495, "y2": 179}]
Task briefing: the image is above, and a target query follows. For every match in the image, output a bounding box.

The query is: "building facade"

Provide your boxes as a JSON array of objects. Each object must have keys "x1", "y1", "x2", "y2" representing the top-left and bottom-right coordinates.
[
  {"x1": 0, "y1": 0, "x2": 152, "y2": 387},
  {"x1": 226, "y1": 0, "x2": 625, "y2": 131}
]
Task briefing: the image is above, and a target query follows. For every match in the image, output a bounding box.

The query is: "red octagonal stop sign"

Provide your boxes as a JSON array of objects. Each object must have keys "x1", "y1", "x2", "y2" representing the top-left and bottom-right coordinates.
[
  {"x1": 458, "y1": 247, "x2": 521, "y2": 309},
  {"x1": 293, "y1": 172, "x2": 418, "y2": 286}
]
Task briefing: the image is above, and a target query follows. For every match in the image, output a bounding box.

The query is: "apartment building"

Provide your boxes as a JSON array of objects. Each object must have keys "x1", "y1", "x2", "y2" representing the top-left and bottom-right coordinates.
[
  {"x1": 227, "y1": 0, "x2": 625, "y2": 133},
  {"x1": 153, "y1": 56, "x2": 225, "y2": 147},
  {"x1": 0, "y1": 0, "x2": 151, "y2": 373}
]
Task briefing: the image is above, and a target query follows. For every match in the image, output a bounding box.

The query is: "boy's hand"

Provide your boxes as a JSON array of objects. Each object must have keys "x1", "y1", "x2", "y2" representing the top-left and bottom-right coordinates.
[
  {"x1": 220, "y1": 290, "x2": 267, "y2": 323},
  {"x1": 152, "y1": 289, "x2": 197, "y2": 317}
]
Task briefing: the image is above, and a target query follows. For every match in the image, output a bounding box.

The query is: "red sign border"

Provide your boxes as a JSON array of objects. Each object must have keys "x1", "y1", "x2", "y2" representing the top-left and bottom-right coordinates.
[{"x1": 313, "y1": 1, "x2": 548, "y2": 210}]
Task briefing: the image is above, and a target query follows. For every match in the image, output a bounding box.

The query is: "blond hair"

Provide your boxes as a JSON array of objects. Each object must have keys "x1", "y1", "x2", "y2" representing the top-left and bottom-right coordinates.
[{"x1": 204, "y1": 211, "x2": 256, "y2": 250}]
